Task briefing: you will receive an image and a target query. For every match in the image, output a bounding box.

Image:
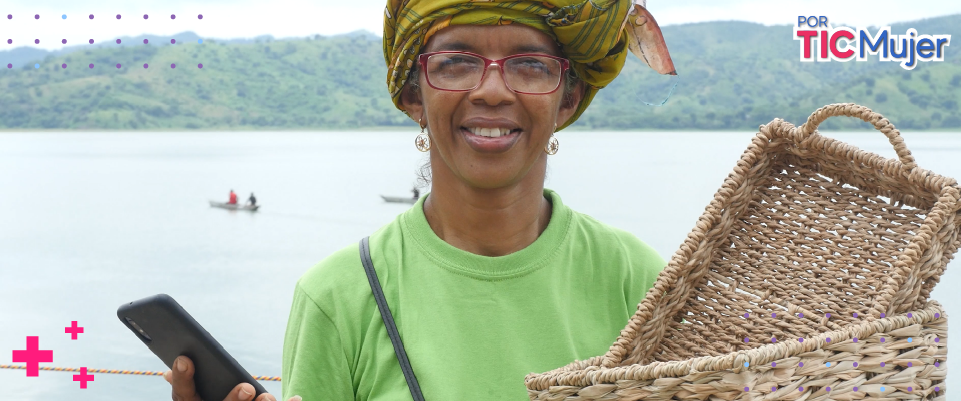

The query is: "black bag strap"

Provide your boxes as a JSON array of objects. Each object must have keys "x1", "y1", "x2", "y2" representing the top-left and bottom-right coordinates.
[{"x1": 359, "y1": 236, "x2": 425, "y2": 401}]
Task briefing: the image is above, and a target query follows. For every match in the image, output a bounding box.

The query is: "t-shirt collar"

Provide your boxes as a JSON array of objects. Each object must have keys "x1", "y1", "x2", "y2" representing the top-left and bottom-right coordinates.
[{"x1": 402, "y1": 188, "x2": 572, "y2": 280}]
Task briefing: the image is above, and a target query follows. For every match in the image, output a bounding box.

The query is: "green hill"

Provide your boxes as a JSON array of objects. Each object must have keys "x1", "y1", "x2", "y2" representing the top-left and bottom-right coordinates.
[{"x1": 0, "y1": 15, "x2": 958, "y2": 130}]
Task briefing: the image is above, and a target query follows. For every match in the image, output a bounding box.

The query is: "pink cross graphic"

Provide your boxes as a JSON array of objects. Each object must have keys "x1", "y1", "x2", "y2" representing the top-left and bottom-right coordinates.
[
  {"x1": 11, "y1": 336, "x2": 53, "y2": 377},
  {"x1": 73, "y1": 367, "x2": 95, "y2": 389},
  {"x1": 65, "y1": 321, "x2": 84, "y2": 340}
]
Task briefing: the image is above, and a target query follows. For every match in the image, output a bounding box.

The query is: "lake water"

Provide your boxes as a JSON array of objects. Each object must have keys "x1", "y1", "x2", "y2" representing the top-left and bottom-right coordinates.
[{"x1": 2, "y1": 130, "x2": 960, "y2": 400}]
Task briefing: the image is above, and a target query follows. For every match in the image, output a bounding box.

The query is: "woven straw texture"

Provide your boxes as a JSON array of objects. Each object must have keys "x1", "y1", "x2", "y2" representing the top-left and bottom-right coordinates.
[
  {"x1": 526, "y1": 103, "x2": 961, "y2": 400},
  {"x1": 528, "y1": 303, "x2": 946, "y2": 400}
]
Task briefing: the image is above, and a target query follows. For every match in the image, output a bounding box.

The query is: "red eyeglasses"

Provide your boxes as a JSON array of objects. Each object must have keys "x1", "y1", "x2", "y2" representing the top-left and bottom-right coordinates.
[{"x1": 417, "y1": 51, "x2": 570, "y2": 95}]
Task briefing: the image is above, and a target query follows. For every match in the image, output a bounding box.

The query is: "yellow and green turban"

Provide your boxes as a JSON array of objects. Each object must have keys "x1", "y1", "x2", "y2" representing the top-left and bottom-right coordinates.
[{"x1": 383, "y1": 0, "x2": 676, "y2": 129}]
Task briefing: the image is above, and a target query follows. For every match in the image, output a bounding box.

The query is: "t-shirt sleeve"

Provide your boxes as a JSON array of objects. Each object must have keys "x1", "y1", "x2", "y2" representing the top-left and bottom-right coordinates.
[{"x1": 282, "y1": 281, "x2": 353, "y2": 401}]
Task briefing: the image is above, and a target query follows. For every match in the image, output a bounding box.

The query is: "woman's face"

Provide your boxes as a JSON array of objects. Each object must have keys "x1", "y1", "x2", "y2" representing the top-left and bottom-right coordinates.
[{"x1": 402, "y1": 24, "x2": 582, "y2": 190}]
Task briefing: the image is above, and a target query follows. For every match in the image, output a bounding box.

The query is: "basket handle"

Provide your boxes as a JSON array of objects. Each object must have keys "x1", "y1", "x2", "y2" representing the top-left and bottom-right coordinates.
[{"x1": 794, "y1": 103, "x2": 918, "y2": 170}]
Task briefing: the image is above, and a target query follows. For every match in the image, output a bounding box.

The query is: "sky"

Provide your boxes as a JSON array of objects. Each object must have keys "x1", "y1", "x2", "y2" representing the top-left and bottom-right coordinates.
[{"x1": 1, "y1": 0, "x2": 959, "y2": 51}]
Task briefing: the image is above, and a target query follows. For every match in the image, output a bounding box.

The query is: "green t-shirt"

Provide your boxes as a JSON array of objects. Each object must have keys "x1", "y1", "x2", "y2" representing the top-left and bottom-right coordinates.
[{"x1": 282, "y1": 189, "x2": 665, "y2": 400}]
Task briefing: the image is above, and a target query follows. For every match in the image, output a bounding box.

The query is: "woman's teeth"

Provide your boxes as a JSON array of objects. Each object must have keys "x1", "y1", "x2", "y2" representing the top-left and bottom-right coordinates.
[{"x1": 466, "y1": 127, "x2": 514, "y2": 138}]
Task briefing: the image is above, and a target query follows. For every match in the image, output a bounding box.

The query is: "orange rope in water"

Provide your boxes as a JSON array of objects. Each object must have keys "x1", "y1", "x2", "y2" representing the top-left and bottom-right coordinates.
[{"x1": 0, "y1": 365, "x2": 281, "y2": 381}]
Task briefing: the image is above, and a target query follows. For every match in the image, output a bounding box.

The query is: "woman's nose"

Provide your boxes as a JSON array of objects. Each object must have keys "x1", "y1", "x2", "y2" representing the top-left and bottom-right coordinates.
[{"x1": 470, "y1": 62, "x2": 515, "y2": 105}]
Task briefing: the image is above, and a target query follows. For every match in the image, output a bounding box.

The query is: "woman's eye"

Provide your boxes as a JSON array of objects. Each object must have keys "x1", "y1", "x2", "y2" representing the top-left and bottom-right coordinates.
[
  {"x1": 438, "y1": 56, "x2": 479, "y2": 69},
  {"x1": 510, "y1": 58, "x2": 553, "y2": 75}
]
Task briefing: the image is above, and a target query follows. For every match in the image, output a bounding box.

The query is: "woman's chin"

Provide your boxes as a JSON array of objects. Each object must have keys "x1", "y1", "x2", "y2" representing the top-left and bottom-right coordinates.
[{"x1": 457, "y1": 168, "x2": 525, "y2": 190}]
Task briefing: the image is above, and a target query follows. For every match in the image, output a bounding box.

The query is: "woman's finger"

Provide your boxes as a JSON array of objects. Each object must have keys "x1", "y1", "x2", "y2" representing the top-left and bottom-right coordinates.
[
  {"x1": 169, "y1": 356, "x2": 201, "y2": 401},
  {"x1": 224, "y1": 382, "x2": 257, "y2": 401}
]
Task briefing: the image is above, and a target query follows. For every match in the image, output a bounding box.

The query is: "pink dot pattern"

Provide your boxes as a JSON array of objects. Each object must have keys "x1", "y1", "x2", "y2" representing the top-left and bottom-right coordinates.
[{"x1": 3, "y1": 15, "x2": 206, "y2": 71}]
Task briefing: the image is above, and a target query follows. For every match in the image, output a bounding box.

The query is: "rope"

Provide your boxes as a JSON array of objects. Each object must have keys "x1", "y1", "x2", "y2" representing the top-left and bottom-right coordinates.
[{"x1": 0, "y1": 365, "x2": 281, "y2": 381}]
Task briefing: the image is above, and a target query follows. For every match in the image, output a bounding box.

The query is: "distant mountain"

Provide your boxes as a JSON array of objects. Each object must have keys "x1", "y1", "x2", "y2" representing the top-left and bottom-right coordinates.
[{"x1": 0, "y1": 15, "x2": 958, "y2": 130}]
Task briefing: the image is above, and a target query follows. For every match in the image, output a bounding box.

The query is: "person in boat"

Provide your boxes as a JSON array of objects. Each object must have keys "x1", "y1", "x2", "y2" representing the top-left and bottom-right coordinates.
[
  {"x1": 227, "y1": 189, "x2": 238, "y2": 205},
  {"x1": 248, "y1": 193, "x2": 257, "y2": 206},
  {"x1": 164, "y1": 1, "x2": 675, "y2": 400},
  {"x1": 411, "y1": 187, "x2": 420, "y2": 199}
]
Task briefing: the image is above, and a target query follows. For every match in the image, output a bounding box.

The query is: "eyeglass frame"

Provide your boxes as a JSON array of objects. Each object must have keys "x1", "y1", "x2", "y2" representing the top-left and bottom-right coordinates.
[{"x1": 416, "y1": 51, "x2": 571, "y2": 95}]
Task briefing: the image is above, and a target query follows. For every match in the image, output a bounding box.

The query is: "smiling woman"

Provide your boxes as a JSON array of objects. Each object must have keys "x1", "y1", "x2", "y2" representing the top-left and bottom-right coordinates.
[
  {"x1": 404, "y1": 24, "x2": 580, "y2": 195},
  {"x1": 161, "y1": 1, "x2": 676, "y2": 401}
]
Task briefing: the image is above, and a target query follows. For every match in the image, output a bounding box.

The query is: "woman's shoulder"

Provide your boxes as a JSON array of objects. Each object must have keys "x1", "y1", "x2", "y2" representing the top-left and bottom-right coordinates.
[
  {"x1": 294, "y1": 242, "x2": 369, "y2": 311},
  {"x1": 299, "y1": 242, "x2": 363, "y2": 289},
  {"x1": 564, "y1": 209, "x2": 666, "y2": 298},
  {"x1": 568, "y1": 210, "x2": 662, "y2": 258},
  {"x1": 295, "y1": 218, "x2": 405, "y2": 311}
]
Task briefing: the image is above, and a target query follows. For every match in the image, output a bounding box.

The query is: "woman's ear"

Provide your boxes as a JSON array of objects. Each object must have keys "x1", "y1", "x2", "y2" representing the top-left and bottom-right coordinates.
[
  {"x1": 400, "y1": 76, "x2": 425, "y2": 124},
  {"x1": 556, "y1": 80, "x2": 584, "y2": 128}
]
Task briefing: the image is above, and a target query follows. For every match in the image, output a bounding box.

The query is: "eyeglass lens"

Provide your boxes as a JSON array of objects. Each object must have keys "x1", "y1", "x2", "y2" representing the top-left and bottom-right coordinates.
[{"x1": 425, "y1": 53, "x2": 563, "y2": 94}]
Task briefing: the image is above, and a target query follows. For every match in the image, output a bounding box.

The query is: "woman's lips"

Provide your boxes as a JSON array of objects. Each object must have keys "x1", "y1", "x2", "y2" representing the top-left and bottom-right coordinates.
[{"x1": 460, "y1": 127, "x2": 522, "y2": 153}]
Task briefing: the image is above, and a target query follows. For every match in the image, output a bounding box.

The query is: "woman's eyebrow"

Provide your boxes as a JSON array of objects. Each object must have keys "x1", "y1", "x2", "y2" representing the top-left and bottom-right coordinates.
[
  {"x1": 433, "y1": 41, "x2": 473, "y2": 52},
  {"x1": 513, "y1": 44, "x2": 556, "y2": 55}
]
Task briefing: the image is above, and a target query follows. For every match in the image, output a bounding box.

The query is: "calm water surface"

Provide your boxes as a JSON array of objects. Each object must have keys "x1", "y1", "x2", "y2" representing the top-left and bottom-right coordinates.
[{"x1": 2, "y1": 130, "x2": 960, "y2": 399}]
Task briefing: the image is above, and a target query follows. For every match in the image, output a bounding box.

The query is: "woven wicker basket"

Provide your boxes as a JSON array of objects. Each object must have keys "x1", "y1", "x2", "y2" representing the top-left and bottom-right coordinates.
[{"x1": 526, "y1": 103, "x2": 961, "y2": 400}]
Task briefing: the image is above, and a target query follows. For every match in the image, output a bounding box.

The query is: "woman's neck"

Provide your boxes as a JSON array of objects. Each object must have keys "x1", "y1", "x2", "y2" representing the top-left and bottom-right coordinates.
[{"x1": 423, "y1": 164, "x2": 552, "y2": 257}]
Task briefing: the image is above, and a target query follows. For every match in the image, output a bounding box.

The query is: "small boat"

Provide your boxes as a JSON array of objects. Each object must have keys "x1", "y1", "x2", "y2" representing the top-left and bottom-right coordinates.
[
  {"x1": 381, "y1": 195, "x2": 417, "y2": 204},
  {"x1": 209, "y1": 200, "x2": 260, "y2": 211}
]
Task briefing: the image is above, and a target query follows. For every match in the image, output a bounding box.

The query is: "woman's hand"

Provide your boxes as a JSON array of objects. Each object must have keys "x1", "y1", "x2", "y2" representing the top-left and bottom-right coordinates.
[{"x1": 163, "y1": 356, "x2": 301, "y2": 401}]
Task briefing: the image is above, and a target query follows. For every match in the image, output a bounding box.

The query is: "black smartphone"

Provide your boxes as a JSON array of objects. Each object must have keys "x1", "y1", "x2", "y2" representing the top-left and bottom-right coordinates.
[{"x1": 117, "y1": 294, "x2": 268, "y2": 401}]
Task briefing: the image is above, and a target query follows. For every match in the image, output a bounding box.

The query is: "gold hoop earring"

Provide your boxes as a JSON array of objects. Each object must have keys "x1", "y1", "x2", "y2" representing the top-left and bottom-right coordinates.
[
  {"x1": 415, "y1": 119, "x2": 431, "y2": 152},
  {"x1": 545, "y1": 134, "x2": 559, "y2": 155}
]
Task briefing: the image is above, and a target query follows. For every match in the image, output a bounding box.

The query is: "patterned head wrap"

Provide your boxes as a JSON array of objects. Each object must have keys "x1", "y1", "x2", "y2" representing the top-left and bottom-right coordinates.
[{"x1": 383, "y1": 0, "x2": 676, "y2": 129}]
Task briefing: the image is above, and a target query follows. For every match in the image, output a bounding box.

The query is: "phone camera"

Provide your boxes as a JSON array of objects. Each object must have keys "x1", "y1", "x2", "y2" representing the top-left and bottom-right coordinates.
[{"x1": 125, "y1": 317, "x2": 152, "y2": 341}]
